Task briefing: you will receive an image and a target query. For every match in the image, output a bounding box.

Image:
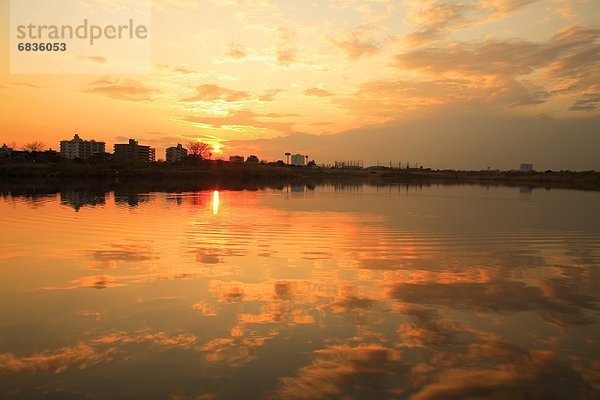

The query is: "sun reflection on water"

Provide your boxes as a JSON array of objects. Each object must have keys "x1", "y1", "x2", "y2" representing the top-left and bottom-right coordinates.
[{"x1": 212, "y1": 190, "x2": 220, "y2": 215}]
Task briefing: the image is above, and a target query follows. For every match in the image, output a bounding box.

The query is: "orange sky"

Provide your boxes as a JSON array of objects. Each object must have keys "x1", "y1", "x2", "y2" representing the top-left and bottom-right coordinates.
[{"x1": 0, "y1": 0, "x2": 599, "y2": 169}]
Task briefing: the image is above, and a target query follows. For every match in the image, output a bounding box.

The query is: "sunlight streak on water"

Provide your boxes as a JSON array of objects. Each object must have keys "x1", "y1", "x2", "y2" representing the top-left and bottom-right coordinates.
[{"x1": 212, "y1": 190, "x2": 220, "y2": 216}]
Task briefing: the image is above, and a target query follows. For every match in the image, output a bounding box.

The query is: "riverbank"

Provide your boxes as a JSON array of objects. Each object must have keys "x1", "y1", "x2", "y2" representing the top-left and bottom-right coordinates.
[{"x1": 1, "y1": 160, "x2": 598, "y2": 191}]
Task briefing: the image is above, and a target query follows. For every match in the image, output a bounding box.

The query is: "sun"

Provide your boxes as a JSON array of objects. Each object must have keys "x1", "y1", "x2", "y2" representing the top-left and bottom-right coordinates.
[{"x1": 212, "y1": 144, "x2": 222, "y2": 154}]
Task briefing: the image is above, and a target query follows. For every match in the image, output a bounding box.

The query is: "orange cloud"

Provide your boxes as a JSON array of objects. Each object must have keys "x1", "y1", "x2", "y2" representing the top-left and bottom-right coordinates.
[
  {"x1": 184, "y1": 109, "x2": 296, "y2": 133},
  {"x1": 180, "y1": 84, "x2": 252, "y2": 102},
  {"x1": 86, "y1": 78, "x2": 157, "y2": 101},
  {"x1": 304, "y1": 87, "x2": 334, "y2": 97},
  {"x1": 404, "y1": 0, "x2": 540, "y2": 45},
  {"x1": 259, "y1": 89, "x2": 283, "y2": 102},
  {"x1": 276, "y1": 49, "x2": 296, "y2": 66},
  {"x1": 77, "y1": 55, "x2": 108, "y2": 64},
  {"x1": 226, "y1": 42, "x2": 247, "y2": 59},
  {"x1": 335, "y1": 29, "x2": 382, "y2": 59}
]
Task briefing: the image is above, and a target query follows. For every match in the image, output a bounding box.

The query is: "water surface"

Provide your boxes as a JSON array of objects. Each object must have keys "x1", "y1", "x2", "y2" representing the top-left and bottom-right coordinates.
[{"x1": 1, "y1": 184, "x2": 599, "y2": 399}]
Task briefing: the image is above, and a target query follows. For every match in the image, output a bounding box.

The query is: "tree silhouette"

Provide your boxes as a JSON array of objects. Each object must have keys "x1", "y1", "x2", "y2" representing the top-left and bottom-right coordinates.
[
  {"x1": 187, "y1": 141, "x2": 210, "y2": 159},
  {"x1": 23, "y1": 141, "x2": 45, "y2": 152}
]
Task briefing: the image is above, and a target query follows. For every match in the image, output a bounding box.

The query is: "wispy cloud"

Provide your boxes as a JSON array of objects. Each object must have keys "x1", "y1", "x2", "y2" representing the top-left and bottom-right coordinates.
[
  {"x1": 403, "y1": 0, "x2": 540, "y2": 45},
  {"x1": 304, "y1": 87, "x2": 335, "y2": 97},
  {"x1": 276, "y1": 49, "x2": 296, "y2": 66},
  {"x1": 570, "y1": 92, "x2": 600, "y2": 111},
  {"x1": 86, "y1": 78, "x2": 158, "y2": 101},
  {"x1": 77, "y1": 55, "x2": 108, "y2": 64},
  {"x1": 226, "y1": 42, "x2": 248, "y2": 59},
  {"x1": 335, "y1": 29, "x2": 383, "y2": 59},
  {"x1": 184, "y1": 109, "x2": 297, "y2": 133},
  {"x1": 180, "y1": 84, "x2": 252, "y2": 102},
  {"x1": 258, "y1": 89, "x2": 283, "y2": 102}
]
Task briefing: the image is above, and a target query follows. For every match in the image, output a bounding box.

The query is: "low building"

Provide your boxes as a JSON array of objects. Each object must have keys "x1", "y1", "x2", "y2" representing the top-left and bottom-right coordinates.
[
  {"x1": 229, "y1": 155, "x2": 244, "y2": 163},
  {"x1": 520, "y1": 163, "x2": 534, "y2": 172},
  {"x1": 0, "y1": 144, "x2": 13, "y2": 157},
  {"x1": 114, "y1": 139, "x2": 155, "y2": 162},
  {"x1": 60, "y1": 134, "x2": 105, "y2": 160},
  {"x1": 246, "y1": 155, "x2": 259, "y2": 163},
  {"x1": 166, "y1": 144, "x2": 187, "y2": 163},
  {"x1": 334, "y1": 160, "x2": 363, "y2": 169},
  {"x1": 291, "y1": 153, "x2": 306, "y2": 166}
]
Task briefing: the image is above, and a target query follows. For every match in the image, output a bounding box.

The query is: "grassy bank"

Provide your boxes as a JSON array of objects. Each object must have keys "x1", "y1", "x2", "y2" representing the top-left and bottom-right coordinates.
[
  {"x1": 376, "y1": 169, "x2": 600, "y2": 191},
  {"x1": 1, "y1": 159, "x2": 599, "y2": 191}
]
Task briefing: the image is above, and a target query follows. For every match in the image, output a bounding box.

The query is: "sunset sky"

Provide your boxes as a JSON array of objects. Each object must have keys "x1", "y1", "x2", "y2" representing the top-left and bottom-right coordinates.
[{"x1": 1, "y1": 0, "x2": 598, "y2": 169}]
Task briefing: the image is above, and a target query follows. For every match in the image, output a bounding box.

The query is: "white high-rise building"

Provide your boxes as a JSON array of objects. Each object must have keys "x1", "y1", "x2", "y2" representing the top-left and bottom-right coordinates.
[
  {"x1": 60, "y1": 134, "x2": 105, "y2": 160},
  {"x1": 291, "y1": 154, "x2": 306, "y2": 166}
]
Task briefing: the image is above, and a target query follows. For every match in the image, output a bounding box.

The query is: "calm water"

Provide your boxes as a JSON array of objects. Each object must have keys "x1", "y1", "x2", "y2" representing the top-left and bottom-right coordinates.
[{"x1": 0, "y1": 184, "x2": 599, "y2": 399}]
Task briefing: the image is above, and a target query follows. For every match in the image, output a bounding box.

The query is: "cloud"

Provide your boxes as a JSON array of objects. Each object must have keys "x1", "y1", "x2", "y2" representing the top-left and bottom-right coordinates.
[
  {"x1": 156, "y1": 64, "x2": 197, "y2": 74},
  {"x1": 335, "y1": 30, "x2": 382, "y2": 59},
  {"x1": 380, "y1": 25, "x2": 599, "y2": 111},
  {"x1": 183, "y1": 109, "x2": 296, "y2": 133},
  {"x1": 77, "y1": 55, "x2": 107, "y2": 64},
  {"x1": 259, "y1": 89, "x2": 283, "y2": 102},
  {"x1": 226, "y1": 42, "x2": 247, "y2": 59},
  {"x1": 276, "y1": 49, "x2": 296, "y2": 66},
  {"x1": 304, "y1": 87, "x2": 334, "y2": 97},
  {"x1": 404, "y1": 1, "x2": 481, "y2": 45},
  {"x1": 570, "y1": 92, "x2": 600, "y2": 111},
  {"x1": 397, "y1": 39, "x2": 540, "y2": 75},
  {"x1": 403, "y1": 0, "x2": 540, "y2": 45},
  {"x1": 180, "y1": 84, "x2": 252, "y2": 102},
  {"x1": 86, "y1": 78, "x2": 157, "y2": 101},
  {"x1": 397, "y1": 25, "x2": 599, "y2": 77}
]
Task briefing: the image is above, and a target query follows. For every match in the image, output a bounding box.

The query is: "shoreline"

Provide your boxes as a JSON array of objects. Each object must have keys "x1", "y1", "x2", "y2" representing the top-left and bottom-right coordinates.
[{"x1": 1, "y1": 160, "x2": 599, "y2": 191}]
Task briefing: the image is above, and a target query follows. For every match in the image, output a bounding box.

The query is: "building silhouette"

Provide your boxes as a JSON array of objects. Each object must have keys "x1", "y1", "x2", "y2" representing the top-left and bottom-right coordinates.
[
  {"x1": 520, "y1": 163, "x2": 534, "y2": 172},
  {"x1": 291, "y1": 154, "x2": 306, "y2": 166},
  {"x1": 166, "y1": 144, "x2": 187, "y2": 163},
  {"x1": 114, "y1": 139, "x2": 155, "y2": 162},
  {"x1": 229, "y1": 155, "x2": 244, "y2": 163},
  {"x1": 60, "y1": 134, "x2": 105, "y2": 160}
]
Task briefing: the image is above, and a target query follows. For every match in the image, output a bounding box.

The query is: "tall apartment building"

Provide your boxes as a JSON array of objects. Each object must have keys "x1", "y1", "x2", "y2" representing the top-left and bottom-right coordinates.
[
  {"x1": 60, "y1": 134, "x2": 105, "y2": 160},
  {"x1": 114, "y1": 139, "x2": 155, "y2": 162},
  {"x1": 166, "y1": 144, "x2": 187, "y2": 162},
  {"x1": 291, "y1": 153, "x2": 307, "y2": 166}
]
